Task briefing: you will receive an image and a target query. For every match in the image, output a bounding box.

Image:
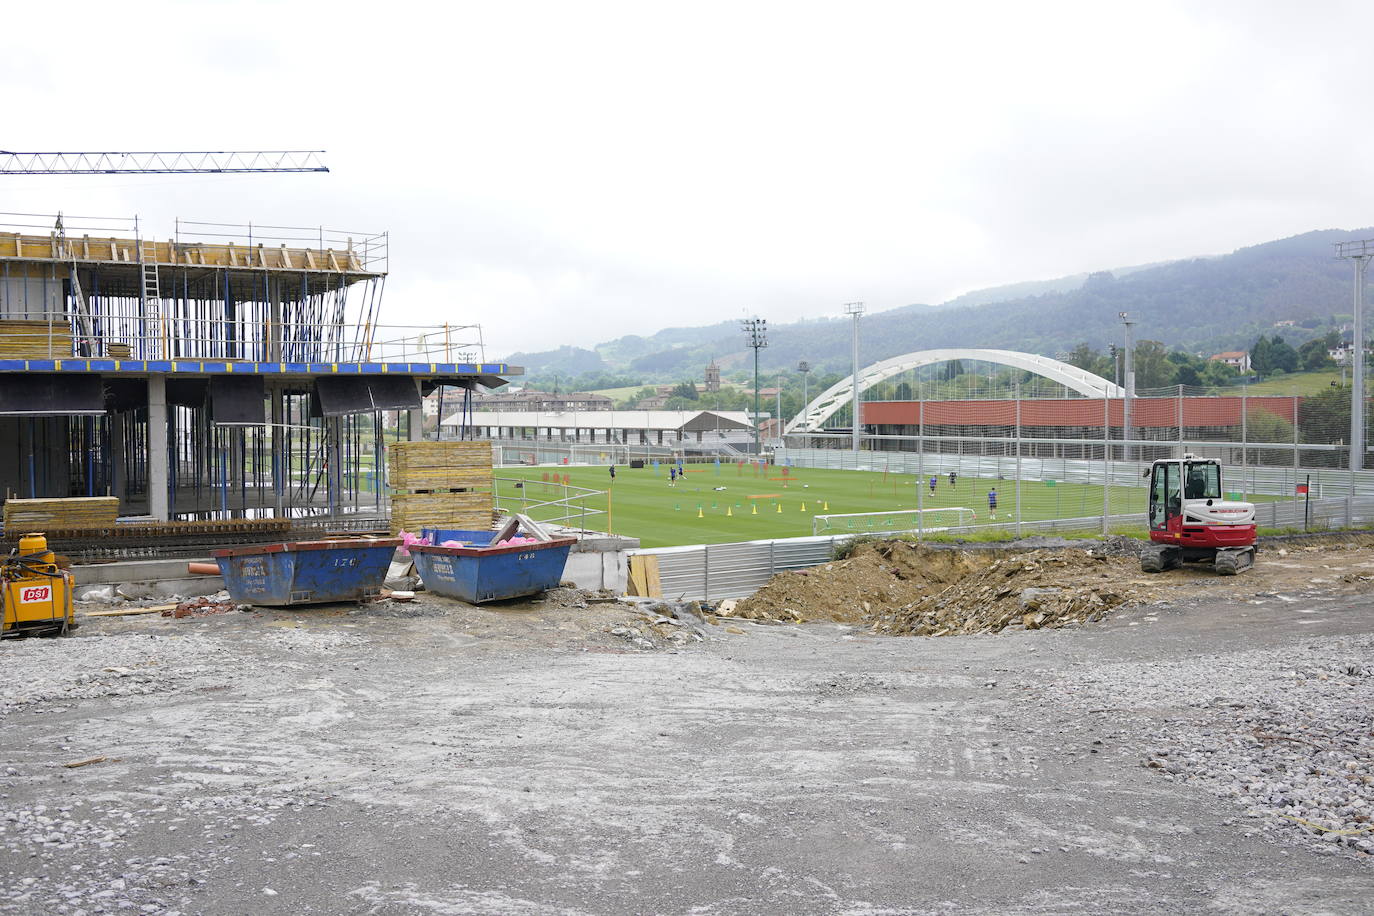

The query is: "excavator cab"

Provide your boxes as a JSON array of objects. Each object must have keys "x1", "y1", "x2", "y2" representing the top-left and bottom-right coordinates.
[{"x1": 1141, "y1": 455, "x2": 1255, "y2": 575}]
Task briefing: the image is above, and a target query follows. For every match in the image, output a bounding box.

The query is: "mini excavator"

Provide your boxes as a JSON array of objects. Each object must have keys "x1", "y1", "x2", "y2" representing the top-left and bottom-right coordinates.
[{"x1": 1139, "y1": 454, "x2": 1256, "y2": 576}]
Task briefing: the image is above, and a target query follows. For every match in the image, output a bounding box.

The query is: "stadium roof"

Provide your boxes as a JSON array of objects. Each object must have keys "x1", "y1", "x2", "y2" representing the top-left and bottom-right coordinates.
[{"x1": 442, "y1": 408, "x2": 752, "y2": 432}]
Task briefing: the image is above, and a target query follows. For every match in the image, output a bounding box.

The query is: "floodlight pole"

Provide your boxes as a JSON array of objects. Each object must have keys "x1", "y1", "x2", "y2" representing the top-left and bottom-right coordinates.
[
  {"x1": 1336, "y1": 239, "x2": 1374, "y2": 481},
  {"x1": 797, "y1": 360, "x2": 812, "y2": 433},
  {"x1": 741, "y1": 317, "x2": 768, "y2": 457},
  {"x1": 846, "y1": 302, "x2": 865, "y2": 457},
  {"x1": 1119, "y1": 312, "x2": 1136, "y2": 461}
]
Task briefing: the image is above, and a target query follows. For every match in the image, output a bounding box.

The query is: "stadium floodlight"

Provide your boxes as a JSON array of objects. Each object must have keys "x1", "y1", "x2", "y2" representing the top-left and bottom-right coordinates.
[
  {"x1": 741, "y1": 317, "x2": 768, "y2": 456},
  {"x1": 845, "y1": 303, "x2": 865, "y2": 455},
  {"x1": 1119, "y1": 311, "x2": 1135, "y2": 459},
  {"x1": 1336, "y1": 238, "x2": 1374, "y2": 475},
  {"x1": 797, "y1": 360, "x2": 812, "y2": 430}
]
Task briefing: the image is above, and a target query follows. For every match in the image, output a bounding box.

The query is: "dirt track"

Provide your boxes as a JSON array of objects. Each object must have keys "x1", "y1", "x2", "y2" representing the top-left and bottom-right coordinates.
[{"x1": 0, "y1": 541, "x2": 1371, "y2": 914}]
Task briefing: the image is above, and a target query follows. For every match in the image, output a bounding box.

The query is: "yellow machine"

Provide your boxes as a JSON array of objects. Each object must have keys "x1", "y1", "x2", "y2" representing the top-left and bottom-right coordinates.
[{"x1": 1, "y1": 533, "x2": 75, "y2": 638}]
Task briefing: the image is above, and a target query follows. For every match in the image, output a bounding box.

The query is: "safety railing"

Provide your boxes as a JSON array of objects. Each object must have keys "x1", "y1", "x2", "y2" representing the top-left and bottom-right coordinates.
[
  {"x1": 0, "y1": 311, "x2": 486, "y2": 364},
  {"x1": 493, "y1": 476, "x2": 606, "y2": 532}
]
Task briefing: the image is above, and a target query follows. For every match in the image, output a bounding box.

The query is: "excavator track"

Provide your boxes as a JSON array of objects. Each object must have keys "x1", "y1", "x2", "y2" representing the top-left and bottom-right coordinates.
[
  {"x1": 1215, "y1": 546, "x2": 1255, "y2": 576},
  {"x1": 1140, "y1": 544, "x2": 1182, "y2": 573}
]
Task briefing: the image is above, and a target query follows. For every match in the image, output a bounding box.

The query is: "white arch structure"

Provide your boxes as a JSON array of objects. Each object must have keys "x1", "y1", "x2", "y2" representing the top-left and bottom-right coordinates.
[{"x1": 786, "y1": 348, "x2": 1126, "y2": 434}]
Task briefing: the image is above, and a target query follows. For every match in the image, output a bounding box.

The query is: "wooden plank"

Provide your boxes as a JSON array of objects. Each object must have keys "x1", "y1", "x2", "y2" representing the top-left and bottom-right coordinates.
[
  {"x1": 81, "y1": 604, "x2": 176, "y2": 618},
  {"x1": 641, "y1": 554, "x2": 662, "y2": 598},
  {"x1": 627, "y1": 555, "x2": 661, "y2": 597}
]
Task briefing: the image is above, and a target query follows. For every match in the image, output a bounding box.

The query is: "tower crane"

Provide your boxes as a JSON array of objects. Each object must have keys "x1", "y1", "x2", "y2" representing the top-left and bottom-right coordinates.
[{"x1": 0, "y1": 150, "x2": 328, "y2": 174}]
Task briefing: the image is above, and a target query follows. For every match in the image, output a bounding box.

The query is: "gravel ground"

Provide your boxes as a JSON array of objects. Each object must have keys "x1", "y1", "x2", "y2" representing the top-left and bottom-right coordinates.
[{"x1": 0, "y1": 582, "x2": 1370, "y2": 914}]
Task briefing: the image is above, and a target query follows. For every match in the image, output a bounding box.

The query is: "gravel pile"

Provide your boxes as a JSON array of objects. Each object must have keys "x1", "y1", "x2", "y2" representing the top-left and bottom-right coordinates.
[{"x1": 1035, "y1": 633, "x2": 1374, "y2": 859}]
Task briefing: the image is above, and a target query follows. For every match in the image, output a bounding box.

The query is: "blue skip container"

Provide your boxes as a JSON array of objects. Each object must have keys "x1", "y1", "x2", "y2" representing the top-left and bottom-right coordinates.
[
  {"x1": 409, "y1": 528, "x2": 576, "y2": 603},
  {"x1": 213, "y1": 537, "x2": 401, "y2": 607}
]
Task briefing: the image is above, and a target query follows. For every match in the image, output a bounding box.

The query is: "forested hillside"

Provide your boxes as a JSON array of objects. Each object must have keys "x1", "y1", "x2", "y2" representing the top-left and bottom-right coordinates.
[{"x1": 502, "y1": 229, "x2": 1367, "y2": 382}]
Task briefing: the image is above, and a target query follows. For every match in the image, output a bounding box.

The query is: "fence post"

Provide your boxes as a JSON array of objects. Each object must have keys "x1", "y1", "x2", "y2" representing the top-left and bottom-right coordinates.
[
  {"x1": 703, "y1": 544, "x2": 710, "y2": 600},
  {"x1": 1178, "y1": 384, "x2": 1184, "y2": 452},
  {"x1": 1241, "y1": 385, "x2": 1248, "y2": 500},
  {"x1": 1015, "y1": 381, "x2": 1022, "y2": 538},
  {"x1": 1102, "y1": 394, "x2": 1110, "y2": 536},
  {"x1": 1293, "y1": 388, "x2": 1300, "y2": 476}
]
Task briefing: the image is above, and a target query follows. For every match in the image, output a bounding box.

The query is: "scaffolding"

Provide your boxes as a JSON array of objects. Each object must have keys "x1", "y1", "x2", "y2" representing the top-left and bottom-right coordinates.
[{"x1": 0, "y1": 212, "x2": 507, "y2": 527}]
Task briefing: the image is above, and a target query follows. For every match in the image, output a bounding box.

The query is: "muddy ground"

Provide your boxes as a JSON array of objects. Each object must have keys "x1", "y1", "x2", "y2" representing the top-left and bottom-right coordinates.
[{"x1": 0, "y1": 540, "x2": 1371, "y2": 914}]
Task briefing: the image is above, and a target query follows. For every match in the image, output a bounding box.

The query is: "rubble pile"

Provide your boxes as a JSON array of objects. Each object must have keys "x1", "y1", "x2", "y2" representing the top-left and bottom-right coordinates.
[
  {"x1": 729, "y1": 540, "x2": 987, "y2": 623},
  {"x1": 875, "y1": 550, "x2": 1136, "y2": 636},
  {"x1": 163, "y1": 596, "x2": 244, "y2": 619}
]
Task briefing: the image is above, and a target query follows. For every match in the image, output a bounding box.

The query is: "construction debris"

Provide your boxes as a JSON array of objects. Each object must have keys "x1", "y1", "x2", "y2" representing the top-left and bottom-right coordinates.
[
  {"x1": 875, "y1": 550, "x2": 1133, "y2": 636},
  {"x1": 80, "y1": 604, "x2": 176, "y2": 618},
  {"x1": 163, "y1": 597, "x2": 244, "y2": 619},
  {"x1": 729, "y1": 540, "x2": 986, "y2": 624},
  {"x1": 729, "y1": 540, "x2": 1150, "y2": 636}
]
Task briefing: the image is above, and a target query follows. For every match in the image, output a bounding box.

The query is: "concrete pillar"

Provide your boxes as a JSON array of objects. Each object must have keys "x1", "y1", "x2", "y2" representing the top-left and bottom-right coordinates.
[
  {"x1": 271, "y1": 387, "x2": 285, "y2": 516},
  {"x1": 109, "y1": 413, "x2": 125, "y2": 506},
  {"x1": 326, "y1": 416, "x2": 343, "y2": 516},
  {"x1": 147, "y1": 375, "x2": 170, "y2": 521}
]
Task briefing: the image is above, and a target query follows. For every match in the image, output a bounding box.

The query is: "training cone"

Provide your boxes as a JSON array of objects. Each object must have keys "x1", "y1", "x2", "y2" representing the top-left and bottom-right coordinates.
[
  {"x1": 727, "y1": 506, "x2": 733, "y2": 517},
  {"x1": 697, "y1": 506, "x2": 704, "y2": 518},
  {"x1": 822, "y1": 501, "x2": 829, "y2": 511},
  {"x1": 751, "y1": 503, "x2": 758, "y2": 515},
  {"x1": 776, "y1": 502, "x2": 782, "y2": 513},
  {"x1": 800, "y1": 502, "x2": 807, "y2": 512}
]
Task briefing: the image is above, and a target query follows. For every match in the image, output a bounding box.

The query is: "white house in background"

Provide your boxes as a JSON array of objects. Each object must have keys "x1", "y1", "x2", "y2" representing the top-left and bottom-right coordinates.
[
  {"x1": 1327, "y1": 343, "x2": 1373, "y2": 365},
  {"x1": 1209, "y1": 351, "x2": 1251, "y2": 372}
]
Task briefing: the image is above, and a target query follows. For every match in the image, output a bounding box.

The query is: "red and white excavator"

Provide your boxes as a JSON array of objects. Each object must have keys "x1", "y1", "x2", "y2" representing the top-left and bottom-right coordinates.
[{"x1": 1139, "y1": 454, "x2": 1257, "y2": 575}]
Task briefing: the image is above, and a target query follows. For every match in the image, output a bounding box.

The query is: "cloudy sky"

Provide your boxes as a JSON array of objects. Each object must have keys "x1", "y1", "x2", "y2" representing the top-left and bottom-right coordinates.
[{"x1": 5, "y1": 1, "x2": 1372, "y2": 359}]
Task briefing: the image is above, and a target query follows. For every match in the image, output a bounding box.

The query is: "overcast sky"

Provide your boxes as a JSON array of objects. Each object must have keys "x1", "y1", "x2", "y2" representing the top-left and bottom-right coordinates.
[{"x1": 5, "y1": 1, "x2": 1373, "y2": 360}]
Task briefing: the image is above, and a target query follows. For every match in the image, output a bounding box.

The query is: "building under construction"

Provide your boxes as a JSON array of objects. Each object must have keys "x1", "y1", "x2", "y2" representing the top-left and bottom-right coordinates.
[{"x1": 0, "y1": 212, "x2": 513, "y2": 545}]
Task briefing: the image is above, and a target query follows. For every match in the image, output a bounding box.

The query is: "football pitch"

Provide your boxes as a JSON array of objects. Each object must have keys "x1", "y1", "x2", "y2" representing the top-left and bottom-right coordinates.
[{"x1": 492, "y1": 463, "x2": 1197, "y2": 548}]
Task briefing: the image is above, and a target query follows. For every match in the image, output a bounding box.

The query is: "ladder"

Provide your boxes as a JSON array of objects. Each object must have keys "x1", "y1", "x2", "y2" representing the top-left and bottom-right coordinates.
[
  {"x1": 67, "y1": 266, "x2": 96, "y2": 357},
  {"x1": 138, "y1": 239, "x2": 162, "y2": 358},
  {"x1": 54, "y1": 219, "x2": 96, "y2": 357}
]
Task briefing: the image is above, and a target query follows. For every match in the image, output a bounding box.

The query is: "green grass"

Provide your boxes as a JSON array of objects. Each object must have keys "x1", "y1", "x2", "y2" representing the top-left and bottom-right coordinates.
[
  {"x1": 589, "y1": 385, "x2": 645, "y2": 402},
  {"x1": 1219, "y1": 370, "x2": 1344, "y2": 396},
  {"x1": 492, "y1": 464, "x2": 1288, "y2": 548}
]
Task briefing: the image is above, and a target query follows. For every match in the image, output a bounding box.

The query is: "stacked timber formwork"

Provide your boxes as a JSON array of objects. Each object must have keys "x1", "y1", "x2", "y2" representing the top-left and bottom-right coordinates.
[
  {"x1": 387, "y1": 441, "x2": 494, "y2": 533},
  {"x1": 2, "y1": 496, "x2": 119, "y2": 530}
]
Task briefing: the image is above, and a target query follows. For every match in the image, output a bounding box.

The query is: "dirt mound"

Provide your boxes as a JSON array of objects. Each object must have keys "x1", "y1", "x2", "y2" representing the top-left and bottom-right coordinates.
[
  {"x1": 726, "y1": 541, "x2": 988, "y2": 623},
  {"x1": 874, "y1": 550, "x2": 1136, "y2": 636}
]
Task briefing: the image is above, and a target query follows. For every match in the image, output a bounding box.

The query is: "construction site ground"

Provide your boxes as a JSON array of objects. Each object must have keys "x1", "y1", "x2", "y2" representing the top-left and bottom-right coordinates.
[{"x1": 0, "y1": 537, "x2": 1371, "y2": 914}]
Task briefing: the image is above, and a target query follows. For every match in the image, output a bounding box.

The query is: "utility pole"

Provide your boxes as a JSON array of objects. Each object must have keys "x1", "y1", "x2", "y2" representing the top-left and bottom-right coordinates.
[
  {"x1": 1336, "y1": 239, "x2": 1373, "y2": 481},
  {"x1": 741, "y1": 317, "x2": 767, "y2": 456},
  {"x1": 1119, "y1": 312, "x2": 1136, "y2": 460},
  {"x1": 797, "y1": 360, "x2": 812, "y2": 432},
  {"x1": 846, "y1": 302, "x2": 865, "y2": 457}
]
